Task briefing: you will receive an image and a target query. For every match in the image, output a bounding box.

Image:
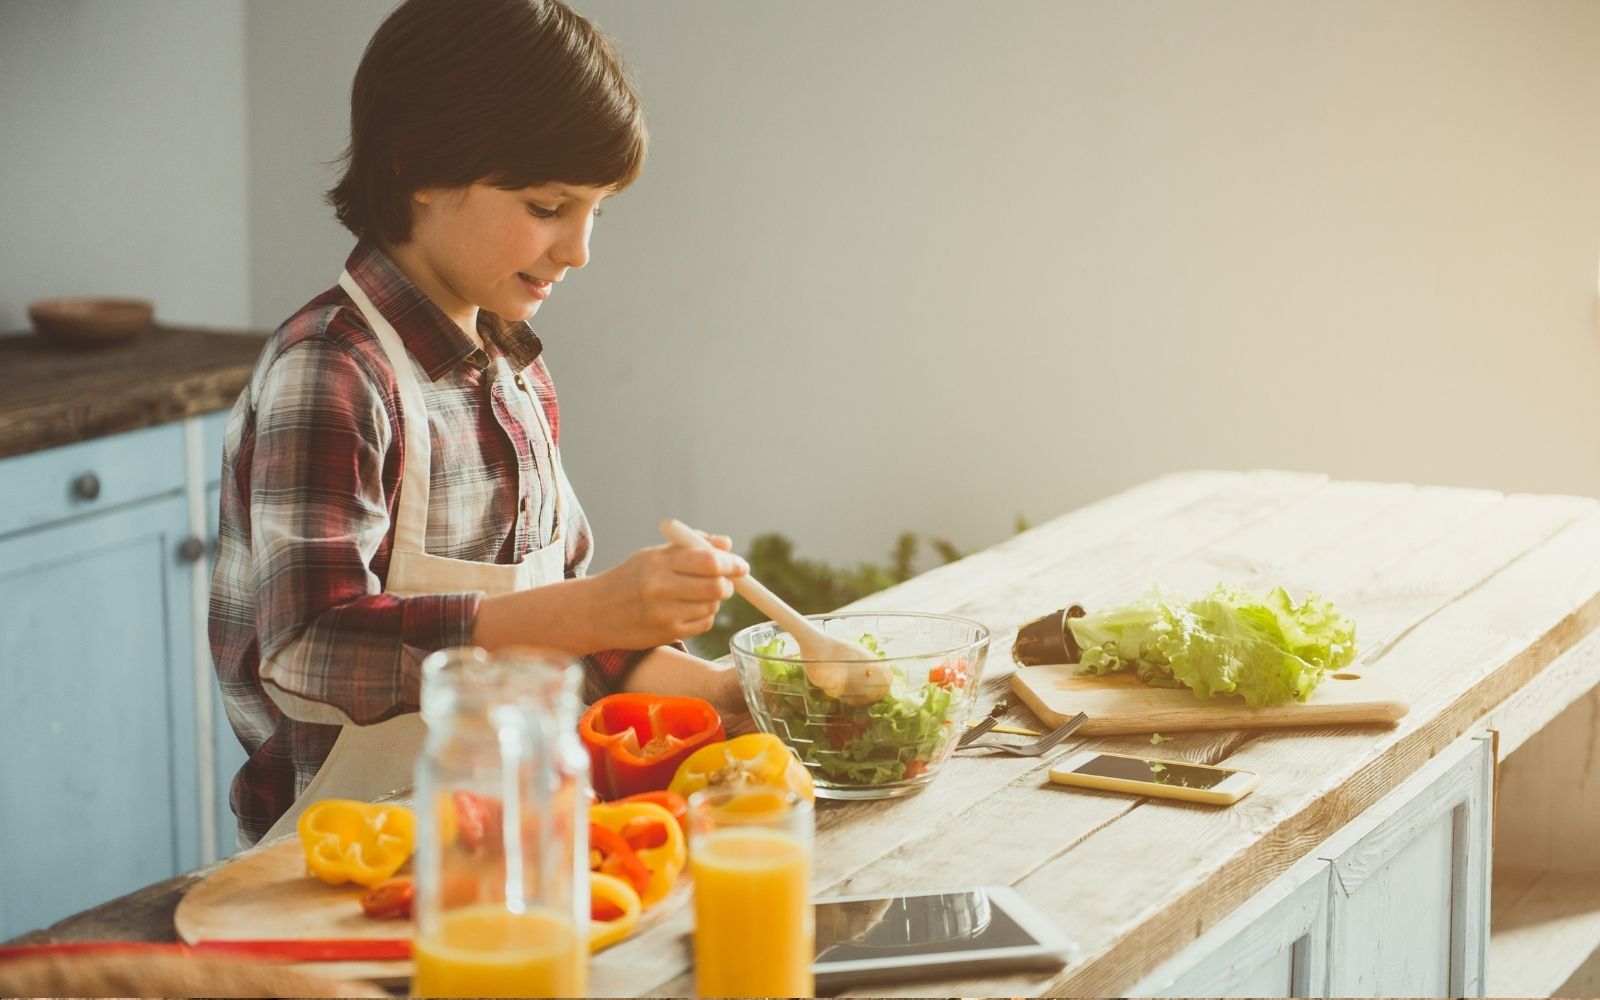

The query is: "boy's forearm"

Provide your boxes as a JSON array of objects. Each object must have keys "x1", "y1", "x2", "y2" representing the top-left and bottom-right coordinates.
[
  {"x1": 469, "y1": 577, "x2": 606, "y2": 655},
  {"x1": 623, "y1": 645, "x2": 752, "y2": 733}
]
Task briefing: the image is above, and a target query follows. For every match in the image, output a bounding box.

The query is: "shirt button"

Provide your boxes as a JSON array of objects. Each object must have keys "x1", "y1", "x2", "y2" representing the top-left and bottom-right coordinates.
[
  {"x1": 514, "y1": 373, "x2": 527, "y2": 390},
  {"x1": 521, "y1": 496, "x2": 529, "y2": 513}
]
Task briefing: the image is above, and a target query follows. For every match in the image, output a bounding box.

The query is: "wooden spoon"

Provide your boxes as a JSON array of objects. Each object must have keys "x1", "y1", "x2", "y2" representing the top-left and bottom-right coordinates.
[{"x1": 659, "y1": 519, "x2": 892, "y2": 705}]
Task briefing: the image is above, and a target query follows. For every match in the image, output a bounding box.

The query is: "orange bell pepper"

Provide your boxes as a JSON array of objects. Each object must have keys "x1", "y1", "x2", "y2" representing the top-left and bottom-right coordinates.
[
  {"x1": 297, "y1": 799, "x2": 416, "y2": 888},
  {"x1": 589, "y1": 872, "x2": 642, "y2": 952},
  {"x1": 667, "y1": 733, "x2": 816, "y2": 802},
  {"x1": 587, "y1": 800, "x2": 685, "y2": 908}
]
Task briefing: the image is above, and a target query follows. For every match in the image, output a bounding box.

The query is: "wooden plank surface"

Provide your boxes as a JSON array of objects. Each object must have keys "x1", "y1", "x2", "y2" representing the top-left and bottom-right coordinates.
[
  {"x1": 597, "y1": 471, "x2": 1600, "y2": 998},
  {"x1": 0, "y1": 326, "x2": 266, "y2": 459}
]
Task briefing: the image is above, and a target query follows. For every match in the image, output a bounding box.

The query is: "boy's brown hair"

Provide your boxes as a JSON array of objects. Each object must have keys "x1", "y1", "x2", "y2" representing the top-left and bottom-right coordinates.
[{"x1": 328, "y1": 0, "x2": 646, "y2": 246}]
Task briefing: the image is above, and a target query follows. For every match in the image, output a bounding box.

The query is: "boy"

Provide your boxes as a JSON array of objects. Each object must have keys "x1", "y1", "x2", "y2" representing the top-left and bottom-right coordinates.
[{"x1": 210, "y1": 0, "x2": 748, "y2": 846}]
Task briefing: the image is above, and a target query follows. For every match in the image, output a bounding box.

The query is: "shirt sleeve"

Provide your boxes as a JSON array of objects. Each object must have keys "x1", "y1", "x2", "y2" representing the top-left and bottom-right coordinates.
[{"x1": 250, "y1": 340, "x2": 481, "y2": 726}]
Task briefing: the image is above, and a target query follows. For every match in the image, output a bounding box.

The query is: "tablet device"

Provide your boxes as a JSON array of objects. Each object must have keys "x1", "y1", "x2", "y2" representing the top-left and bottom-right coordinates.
[{"x1": 811, "y1": 885, "x2": 1075, "y2": 990}]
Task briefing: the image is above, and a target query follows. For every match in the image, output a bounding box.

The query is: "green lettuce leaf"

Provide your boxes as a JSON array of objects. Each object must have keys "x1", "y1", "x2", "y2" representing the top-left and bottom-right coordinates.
[{"x1": 1067, "y1": 585, "x2": 1356, "y2": 708}]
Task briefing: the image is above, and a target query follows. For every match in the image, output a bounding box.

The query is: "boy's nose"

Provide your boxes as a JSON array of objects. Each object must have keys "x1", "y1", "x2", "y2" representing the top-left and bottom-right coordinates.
[{"x1": 552, "y1": 219, "x2": 591, "y2": 269}]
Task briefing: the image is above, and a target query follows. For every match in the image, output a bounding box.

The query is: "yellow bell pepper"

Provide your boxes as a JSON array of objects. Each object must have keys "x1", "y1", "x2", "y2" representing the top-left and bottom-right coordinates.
[
  {"x1": 589, "y1": 871, "x2": 642, "y2": 952},
  {"x1": 668, "y1": 733, "x2": 815, "y2": 802},
  {"x1": 297, "y1": 799, "x2": 416, "y2": 888},
  {"x1": 588, "y1": 800, "x2": 685, "y2": 908}
]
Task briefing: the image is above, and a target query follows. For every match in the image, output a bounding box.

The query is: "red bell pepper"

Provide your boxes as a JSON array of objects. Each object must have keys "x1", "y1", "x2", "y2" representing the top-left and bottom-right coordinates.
[{"x1": 579, "y1": 694, "x2": 724, "y2": 800}]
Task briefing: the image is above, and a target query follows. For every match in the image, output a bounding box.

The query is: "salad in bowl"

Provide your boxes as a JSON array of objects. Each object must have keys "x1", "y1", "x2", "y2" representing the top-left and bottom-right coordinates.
[{"x1": 729, "y1": 612, "x2": 991, "y2": 799}]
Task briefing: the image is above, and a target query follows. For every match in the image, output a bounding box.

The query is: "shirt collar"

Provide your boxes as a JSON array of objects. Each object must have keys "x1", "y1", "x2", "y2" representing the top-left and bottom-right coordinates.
[{"x1": 344, "y1": 241, "x2": 544, "y2": 381}]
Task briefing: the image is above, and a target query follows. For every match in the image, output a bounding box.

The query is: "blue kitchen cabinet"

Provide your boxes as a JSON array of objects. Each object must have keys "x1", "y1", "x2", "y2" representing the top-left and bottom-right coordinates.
[{"x1": 0, "y1": 425, "x2": 201, "y2": 941}]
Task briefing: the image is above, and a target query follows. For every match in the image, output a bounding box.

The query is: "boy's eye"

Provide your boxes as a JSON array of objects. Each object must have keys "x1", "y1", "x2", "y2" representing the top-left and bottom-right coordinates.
[{"x1": 525, "y1": 202, "x2": 605, "y2": 220}]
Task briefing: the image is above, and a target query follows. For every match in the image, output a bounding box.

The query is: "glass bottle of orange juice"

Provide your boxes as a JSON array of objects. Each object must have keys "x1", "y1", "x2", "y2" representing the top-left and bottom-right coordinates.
[{"x1": 411, "y1": 647, "x2": 590, "y2": 999}]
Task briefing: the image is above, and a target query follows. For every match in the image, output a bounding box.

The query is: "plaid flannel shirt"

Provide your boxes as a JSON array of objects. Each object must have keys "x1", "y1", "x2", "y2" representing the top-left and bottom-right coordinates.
[{"x1": 210, "y1": 241, "x2": 652, "y2": 845}]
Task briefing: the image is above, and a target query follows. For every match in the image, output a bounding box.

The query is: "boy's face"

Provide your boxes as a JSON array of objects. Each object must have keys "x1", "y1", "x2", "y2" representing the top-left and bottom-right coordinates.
[{"x1": 406, "y1": 181, "x2": 611, "y2": 325}]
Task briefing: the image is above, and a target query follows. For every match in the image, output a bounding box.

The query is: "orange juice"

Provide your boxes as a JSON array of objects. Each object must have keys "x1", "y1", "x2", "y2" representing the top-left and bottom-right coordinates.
[
  {"x1": 691, "y1": 826, "x2": 814, "y2": 997},
  {"x1": 411, "y1": 903, "x2": 587, "y2": 998}
]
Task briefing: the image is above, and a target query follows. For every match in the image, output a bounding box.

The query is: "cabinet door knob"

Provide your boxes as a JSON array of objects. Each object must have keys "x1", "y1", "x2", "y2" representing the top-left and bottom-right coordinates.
[
  {"x1": 73, "y1": 472, "x2": 101, "y2": 501},
  {"x1": 178, "y1": 536, "x2": 205, "y2": 563}
]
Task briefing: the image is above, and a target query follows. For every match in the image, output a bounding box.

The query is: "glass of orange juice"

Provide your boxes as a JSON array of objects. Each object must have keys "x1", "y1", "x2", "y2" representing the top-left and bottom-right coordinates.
[
  {"x1": 688, "y1": 786, "x2": 815, "y2": 998},
  {"x1": 410, "y1": 647, "x2": 590, "y2": 999}
]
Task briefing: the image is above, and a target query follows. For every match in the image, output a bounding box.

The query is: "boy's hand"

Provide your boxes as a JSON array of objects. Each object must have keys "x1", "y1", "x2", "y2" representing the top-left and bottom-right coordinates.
[{"x1": 590, "y1": 533, "x2": 748, "y2": 649}]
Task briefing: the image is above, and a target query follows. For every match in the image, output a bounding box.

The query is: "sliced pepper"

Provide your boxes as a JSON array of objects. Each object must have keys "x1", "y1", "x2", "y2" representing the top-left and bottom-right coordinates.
[
  {"x1": 579, "y1": 694, "x2": 725, "y2": 800},
  {"x1": 589, "y1": 801, "x2": 685, "y2": 908},
  {"x1": 612, "y1": 789, "x2": 689, "y2": 833},
  {"x1": 668, "y1": 733, "x2": 816, "y2": 803},
  {"x1": 589, "y1": 872, "x2": 642, "y2": 952},
  {"x1": 297, "y1": 799, "x2": 416, "y2": 888},
  {"x1": 589, "y1": 822, "x2": 652, "y2": 900}
]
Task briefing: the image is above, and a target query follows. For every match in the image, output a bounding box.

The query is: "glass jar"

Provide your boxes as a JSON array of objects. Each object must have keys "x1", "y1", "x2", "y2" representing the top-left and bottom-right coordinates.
[{"x1": 409, "y1": 646, "x2": 590, "y2": 998}]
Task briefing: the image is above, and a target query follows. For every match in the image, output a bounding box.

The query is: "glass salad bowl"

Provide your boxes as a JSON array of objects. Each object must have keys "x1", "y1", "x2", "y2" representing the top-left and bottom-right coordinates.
[{"x1": 729, "y1": 612, "x2": 991, "y2": 800}]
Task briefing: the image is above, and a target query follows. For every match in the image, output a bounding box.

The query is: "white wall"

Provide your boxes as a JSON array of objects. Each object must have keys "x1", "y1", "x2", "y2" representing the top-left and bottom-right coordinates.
[
  {"x1": 80, "y1": 1, "x2": 1600, "y2": 572},
  {"x1": 243, "y1": 1, "x2": 1600, "y2": 571},
  {"x1": 0, "y1": 0, "x2": 252, "y2": 330}
]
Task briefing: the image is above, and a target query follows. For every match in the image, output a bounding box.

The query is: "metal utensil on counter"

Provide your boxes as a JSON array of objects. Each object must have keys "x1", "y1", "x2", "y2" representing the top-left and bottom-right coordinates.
[
  {"x1": 957, "y1": 700, "x2": 1010, "y2": 747},
  {"x1": 956, "y1": 711, "x2": 1088, "y2": 757}
]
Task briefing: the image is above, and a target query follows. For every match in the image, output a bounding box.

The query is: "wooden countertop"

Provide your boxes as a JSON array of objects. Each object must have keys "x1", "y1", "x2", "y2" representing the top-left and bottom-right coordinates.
[
  {"x1": 12, "y1": 471, "x2": 1600, "y2": 996},
  {"x1": 0, "y1": 325, "x2": 268, "y2": 461}
]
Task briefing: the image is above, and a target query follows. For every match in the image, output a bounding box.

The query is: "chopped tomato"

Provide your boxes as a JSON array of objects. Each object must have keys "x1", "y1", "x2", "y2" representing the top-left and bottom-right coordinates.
[
  {"x1": 359, "y1": 877, "x2": 415, "y2": 919},
  {"x1": 903, "y1": 759, "x2": 929, "y2": 780},
  {"x1": 929, "y1": 658, "x2": 969, "y2": 689}
]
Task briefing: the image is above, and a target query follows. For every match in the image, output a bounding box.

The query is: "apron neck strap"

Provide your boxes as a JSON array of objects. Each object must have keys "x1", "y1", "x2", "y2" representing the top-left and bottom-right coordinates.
[{"x1": 338, "y1": 271, "x2": 432, "y2": 554}]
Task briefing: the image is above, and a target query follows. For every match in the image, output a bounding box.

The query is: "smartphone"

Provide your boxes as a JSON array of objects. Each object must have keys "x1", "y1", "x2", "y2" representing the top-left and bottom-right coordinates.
[
  {"x1": 811, "y1": 885, "x2": 1076, "y2": 990},
  {"x1": 1048, "y1": 751, "x2": 1258, "y2": 804}
]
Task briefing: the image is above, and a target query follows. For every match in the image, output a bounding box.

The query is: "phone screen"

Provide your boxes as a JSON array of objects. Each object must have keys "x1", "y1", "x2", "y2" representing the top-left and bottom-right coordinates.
[
  {"x1": 814, "y1": 889, "x2": 1039, "y2": 963},
  {"x1": 1072, "y1": 753, "x2": 1233, "y2": 789}
]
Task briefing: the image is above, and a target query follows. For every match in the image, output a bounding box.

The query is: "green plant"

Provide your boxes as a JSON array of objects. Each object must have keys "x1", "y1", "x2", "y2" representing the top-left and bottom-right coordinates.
[{"x1": 691, "y1": 530, "x2": 968, "y2": 660}]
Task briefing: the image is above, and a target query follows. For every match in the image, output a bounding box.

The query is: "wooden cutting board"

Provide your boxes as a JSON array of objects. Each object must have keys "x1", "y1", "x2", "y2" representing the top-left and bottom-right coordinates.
[
  {"x1": 174, "y1": 833, "x2": 691, "y2": 985},
  {"x1": 1009, "y1": 665, "x2": 1408, "y2": 734},
  {"x1": 174, "y1": 836, "x2": 411, "y2": 984}
]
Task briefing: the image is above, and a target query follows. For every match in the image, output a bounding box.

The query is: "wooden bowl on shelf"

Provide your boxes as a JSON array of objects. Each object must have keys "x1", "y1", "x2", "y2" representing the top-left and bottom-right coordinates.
[{"x1": 28, "y1": 297, "x2": 154, "y2": 349}]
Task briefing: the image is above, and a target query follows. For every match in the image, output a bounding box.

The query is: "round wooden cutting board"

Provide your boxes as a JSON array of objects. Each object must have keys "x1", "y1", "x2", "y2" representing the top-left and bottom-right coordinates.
[
  {"x1": 174, "y1": 836, "x2": 411, "y2": 984},
  {"x1": 175, "y1": 833, "x2": 692, "y2": 985}
]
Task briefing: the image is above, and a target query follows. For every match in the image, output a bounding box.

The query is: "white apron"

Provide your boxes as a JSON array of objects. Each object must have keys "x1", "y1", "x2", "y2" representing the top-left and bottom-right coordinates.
[{"x1": 259, "y1": 270, "x2": 574, "y2": 843}]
